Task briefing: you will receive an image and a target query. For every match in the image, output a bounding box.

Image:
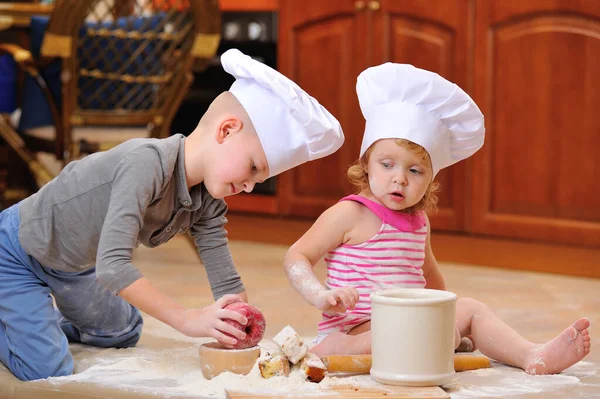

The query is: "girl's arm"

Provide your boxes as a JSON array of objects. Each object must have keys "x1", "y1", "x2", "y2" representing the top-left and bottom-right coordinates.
[
  {"x1": 284, "y1": 201, "x2": 361, "y2": 312},
  {"x1": 422, "y1": 214, "x2": 446, "y2": 290}
]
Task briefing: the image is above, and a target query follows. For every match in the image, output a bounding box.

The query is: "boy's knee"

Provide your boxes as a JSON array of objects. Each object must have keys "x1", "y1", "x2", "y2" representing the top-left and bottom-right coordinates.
[
  {"x1": 115, "y1": 319, "x2": 143, "y2": 348},
  {"x1": 82, "y1": 309, "x2": 143, "y2": 349},
  {"x1": 9, "y1": 353, "x2": 73, "y2": 381},
  {"x1": 119, "y1": 309, "x2": 143, "y2": 347}
]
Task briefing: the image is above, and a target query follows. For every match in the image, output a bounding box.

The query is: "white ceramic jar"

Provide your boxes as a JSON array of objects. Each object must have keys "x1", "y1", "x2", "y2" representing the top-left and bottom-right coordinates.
[{"x1": 370, "y1": 288, "x2": 457, "y2": 386}]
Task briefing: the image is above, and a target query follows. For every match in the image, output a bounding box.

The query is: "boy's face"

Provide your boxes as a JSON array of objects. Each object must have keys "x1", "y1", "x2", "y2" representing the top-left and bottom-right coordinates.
[
  {"x1": 365, "y1": 139, "x2": 432, "y2": 211},
  {"x1": 204, "y1": 124, "x2": 270, "y2": 199}
]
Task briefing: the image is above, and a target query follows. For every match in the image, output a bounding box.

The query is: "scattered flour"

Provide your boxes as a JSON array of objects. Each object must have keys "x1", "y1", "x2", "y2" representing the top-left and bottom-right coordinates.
[
  {"x1": 41, "y1": 343, "x2": 600, "y2": 399},
  {"x1": 44, "y1": 335, "x2": 374, "y2": 398},
  {"x1": 445, "y1": 360, "x2": 599, "y2": 398},
  {"x1": 9, "y1": 321, "x2": 598, "y2": 399}
]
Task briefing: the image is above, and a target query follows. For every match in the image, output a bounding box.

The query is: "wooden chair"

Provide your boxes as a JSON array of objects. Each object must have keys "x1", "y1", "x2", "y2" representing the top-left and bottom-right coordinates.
[{"x1": 0, "y1": 0, "x2": 221, "y2": 187}]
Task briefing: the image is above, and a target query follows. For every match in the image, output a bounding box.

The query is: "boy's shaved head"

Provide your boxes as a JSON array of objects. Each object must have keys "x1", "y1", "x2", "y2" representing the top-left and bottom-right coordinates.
[
  {"x1": 198, "y1": 91, "x2": 257, "y2": 136},
  {"x1": 184, "y1": 91, "x2": 268, "y2": 196}
]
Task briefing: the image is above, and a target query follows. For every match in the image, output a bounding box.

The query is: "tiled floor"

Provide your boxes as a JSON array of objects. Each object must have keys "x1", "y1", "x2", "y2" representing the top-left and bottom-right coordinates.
[{"x1": 0, "y1": 229, "x2": 598, "y2": 398}]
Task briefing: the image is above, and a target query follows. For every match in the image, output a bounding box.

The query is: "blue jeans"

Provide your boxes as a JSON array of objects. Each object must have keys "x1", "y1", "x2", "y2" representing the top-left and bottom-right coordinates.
[{"x1": 0, "y1": 203, "x2": 143, "y2": 381}]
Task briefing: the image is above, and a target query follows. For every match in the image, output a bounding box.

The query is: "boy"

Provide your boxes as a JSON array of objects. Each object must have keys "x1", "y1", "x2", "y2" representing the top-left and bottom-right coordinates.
[{"x1": 0, "y1": 49, "x2": 344, "y2": 381}]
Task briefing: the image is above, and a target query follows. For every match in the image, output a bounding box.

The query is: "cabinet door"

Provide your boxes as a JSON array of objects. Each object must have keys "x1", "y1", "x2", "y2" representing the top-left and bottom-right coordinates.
[
  {"x1": 374, "y1": 0, "x2": 474, "y2": 231},
  {"x1": 278, "y1": 0, "x2": 370, "y2": 217},
  {"x1": 471, "y1": 0, "x2": 600, "y2": 246}
]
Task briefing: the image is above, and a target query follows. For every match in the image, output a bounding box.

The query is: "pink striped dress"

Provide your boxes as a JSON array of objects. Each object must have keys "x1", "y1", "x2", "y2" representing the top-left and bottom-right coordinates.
[{"x1": 316, "y1": 194, "x2": 427, "y2": 341}]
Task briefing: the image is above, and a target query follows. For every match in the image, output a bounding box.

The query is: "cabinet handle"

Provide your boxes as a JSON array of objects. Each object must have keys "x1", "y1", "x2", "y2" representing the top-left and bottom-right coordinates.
[
  {"x1": 355, "y1": 1, "x2": 366, "y2": 11},
  {"x1": 367, "y1": 0, "x2": 380, "y2": 11}
]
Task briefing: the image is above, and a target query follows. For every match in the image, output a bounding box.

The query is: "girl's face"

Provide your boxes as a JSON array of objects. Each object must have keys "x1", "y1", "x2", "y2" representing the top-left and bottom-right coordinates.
[{"x1": 364, "y1": 139, "x2": 433, "y2": 211}]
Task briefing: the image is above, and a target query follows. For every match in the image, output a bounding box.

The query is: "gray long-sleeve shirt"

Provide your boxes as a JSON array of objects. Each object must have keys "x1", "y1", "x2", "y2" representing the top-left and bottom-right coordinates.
[{"x1": 18, "y1": 134, "x2": 245, "y2": 298}]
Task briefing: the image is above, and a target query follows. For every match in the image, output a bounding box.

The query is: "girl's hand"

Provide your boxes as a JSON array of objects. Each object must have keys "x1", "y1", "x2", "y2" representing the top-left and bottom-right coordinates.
[
  {"x1": 177, "y1": 294, "x2": 248, "y2": 346},
  {"x1": 315, "y1": 287, "x2": 360, "y2": 313}
]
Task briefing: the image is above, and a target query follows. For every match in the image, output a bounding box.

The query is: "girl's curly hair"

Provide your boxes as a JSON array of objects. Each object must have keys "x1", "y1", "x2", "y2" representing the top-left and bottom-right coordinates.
[{"x1": 347, "y1": 139, "x2": 440, "y2": 214}]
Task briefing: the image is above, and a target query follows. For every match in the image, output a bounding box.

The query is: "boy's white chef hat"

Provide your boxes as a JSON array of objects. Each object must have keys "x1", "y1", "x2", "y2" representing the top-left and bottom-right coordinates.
[
  {"x1": 221, "y1": 49, "x2": 345, "y2": 178},
  {"x1": 357, "y1": 63, "x2": 485, "y2": 177}
]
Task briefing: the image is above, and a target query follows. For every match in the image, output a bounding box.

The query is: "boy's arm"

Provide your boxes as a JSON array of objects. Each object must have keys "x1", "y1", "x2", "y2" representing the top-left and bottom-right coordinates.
[
  {"x1": 284, "y1": 201, "x2": 360, "y2": 311},
  {"x1": 422, "y1": 214, "x2": 446, "y2": 290},
  {"x1": 191, "y1": 192, "x2": 246, "y2": 300},
  {"x1": 119, "y1": 278, "x2": 247, "y2": 344},
  {"x1": 96, "y1": 148, "x2": 246, "y2": 346}
]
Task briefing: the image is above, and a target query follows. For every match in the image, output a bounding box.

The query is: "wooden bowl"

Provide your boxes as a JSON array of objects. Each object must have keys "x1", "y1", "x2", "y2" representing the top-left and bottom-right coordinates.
[{"x1": 198, "y1": 342, "x2": 261, "y2": 380}]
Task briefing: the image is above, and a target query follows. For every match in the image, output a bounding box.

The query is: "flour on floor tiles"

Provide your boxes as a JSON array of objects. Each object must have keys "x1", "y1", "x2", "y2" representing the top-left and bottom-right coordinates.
[
  {"x1": 445, "y1": 360, "x2": 599, "y2": 398},
  {"x1": 43, "y1": 343, "x2": 599, "y2": 399},
  {"x1": 41, "y1": 321, "x2": 599, "y2": 398},
  {"x1": 45, "y1": 336, "x2": 376, "y2": 398}
]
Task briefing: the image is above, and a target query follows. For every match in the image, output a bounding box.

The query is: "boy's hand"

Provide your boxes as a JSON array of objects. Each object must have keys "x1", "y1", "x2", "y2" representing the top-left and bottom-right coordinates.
[
  {"x1": 178, "y1": 294, "x2": 249, "y2": 346},
  {"x1": 315, "y1": 287, "x2": 360, "y2": 313}
]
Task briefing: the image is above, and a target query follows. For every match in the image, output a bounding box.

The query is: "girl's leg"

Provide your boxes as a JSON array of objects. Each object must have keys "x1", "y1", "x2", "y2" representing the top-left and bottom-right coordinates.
[
  {"x1": 310, "y1": 330, "x2": 371, "y2": 357},
  {"x1": 310, "y1": 321, "x2": 373, "y2": 357},
  {"x1": 310, "y1": 320, "x2": 460, "y2": 357},
  {"x1": 456, "y1": 297, "x2": 591, "y2": 374}
]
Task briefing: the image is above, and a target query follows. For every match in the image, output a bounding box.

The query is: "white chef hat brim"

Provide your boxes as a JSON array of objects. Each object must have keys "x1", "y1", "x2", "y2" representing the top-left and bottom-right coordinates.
[
  {"x1": 222, "y1": 49, "x2": 344, "y2": 177},
  {"x1": 357, "y1": 63, "x2": 485, "y2": 177}
]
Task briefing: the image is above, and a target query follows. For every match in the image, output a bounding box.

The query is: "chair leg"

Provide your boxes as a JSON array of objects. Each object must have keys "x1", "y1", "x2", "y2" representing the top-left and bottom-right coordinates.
[{"x1": 0, "y1": 117, "x2": 54, "y2": 187}]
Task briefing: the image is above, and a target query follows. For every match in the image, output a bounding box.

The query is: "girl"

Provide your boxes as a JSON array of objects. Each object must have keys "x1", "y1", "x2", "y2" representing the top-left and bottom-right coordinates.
[{"x1": 283, "y1": 63, "x2": 590, "y2": 375}]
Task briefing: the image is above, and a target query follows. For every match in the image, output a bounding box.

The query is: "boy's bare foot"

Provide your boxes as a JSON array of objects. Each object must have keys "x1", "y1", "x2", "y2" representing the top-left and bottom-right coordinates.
[
  {"x1": 310, "y1": 331, "x2": 370, "y2": 358},
  {"x1": 525, "y1": 318, "x2": 591, "y2": 375}
]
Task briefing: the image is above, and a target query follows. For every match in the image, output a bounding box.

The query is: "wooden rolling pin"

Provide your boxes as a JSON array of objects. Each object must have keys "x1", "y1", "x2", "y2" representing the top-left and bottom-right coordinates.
[{"x1": 321, "y1": 354, "x2": 490, "y2": 374}]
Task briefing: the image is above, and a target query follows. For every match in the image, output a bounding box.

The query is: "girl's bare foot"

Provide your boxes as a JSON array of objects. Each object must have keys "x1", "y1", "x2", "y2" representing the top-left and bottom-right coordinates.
[{"x1": 525, "y1": 318, "x2": 591, "y2": 375}]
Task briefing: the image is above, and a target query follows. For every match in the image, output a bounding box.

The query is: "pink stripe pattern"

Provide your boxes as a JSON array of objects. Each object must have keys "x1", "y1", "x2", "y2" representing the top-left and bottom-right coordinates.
[{"x1": 318, "y1": 220, "x2": 427, "y2": 336}]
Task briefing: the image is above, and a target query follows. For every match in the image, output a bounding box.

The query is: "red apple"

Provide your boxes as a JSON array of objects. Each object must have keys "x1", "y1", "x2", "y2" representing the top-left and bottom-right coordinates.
[{"x1": 223, "y1": 302, "x2": 266, "y2": 349}]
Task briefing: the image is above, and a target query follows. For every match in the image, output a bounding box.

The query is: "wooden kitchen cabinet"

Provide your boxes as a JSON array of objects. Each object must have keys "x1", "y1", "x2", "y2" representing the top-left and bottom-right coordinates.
[
  {"x1": 470, "y1": 0, "x2": 600, "y2": 246},
  {"x1": 219, "y1": 0, "x2": 278, "y2": 11},
  {"x1": 233, "y1": 0, "x2": 600, "y2": 247},
  {"x1": 277, "y1": 1, "x2": 368, "y2": 218},
  {"x1": 277, "y1": 0, "x2": 473, "y2": 231}
]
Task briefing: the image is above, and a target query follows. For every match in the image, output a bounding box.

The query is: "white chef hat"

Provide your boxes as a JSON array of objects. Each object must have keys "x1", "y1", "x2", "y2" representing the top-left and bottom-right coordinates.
[
  {"x1": 221, "y1": 49, "x2": 345, "y2": 178},
  {"x1": 357, "y1": 63, "x2": 485, "y2": 177}
]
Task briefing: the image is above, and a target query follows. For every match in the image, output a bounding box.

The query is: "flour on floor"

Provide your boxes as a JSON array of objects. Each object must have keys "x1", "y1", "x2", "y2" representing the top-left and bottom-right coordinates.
[
  {"x1": 41, "y1": 344, "x2": 599, "y2": 399},
  {"x1": 34, "y1": 320, "x2": 600, "y2": 398},
  {"x1": 44, "y1": 338, "x2": 381, "y2": 398},
  {"x1": 445, "y1": 360, "x2": 598, "y2": 398}
]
